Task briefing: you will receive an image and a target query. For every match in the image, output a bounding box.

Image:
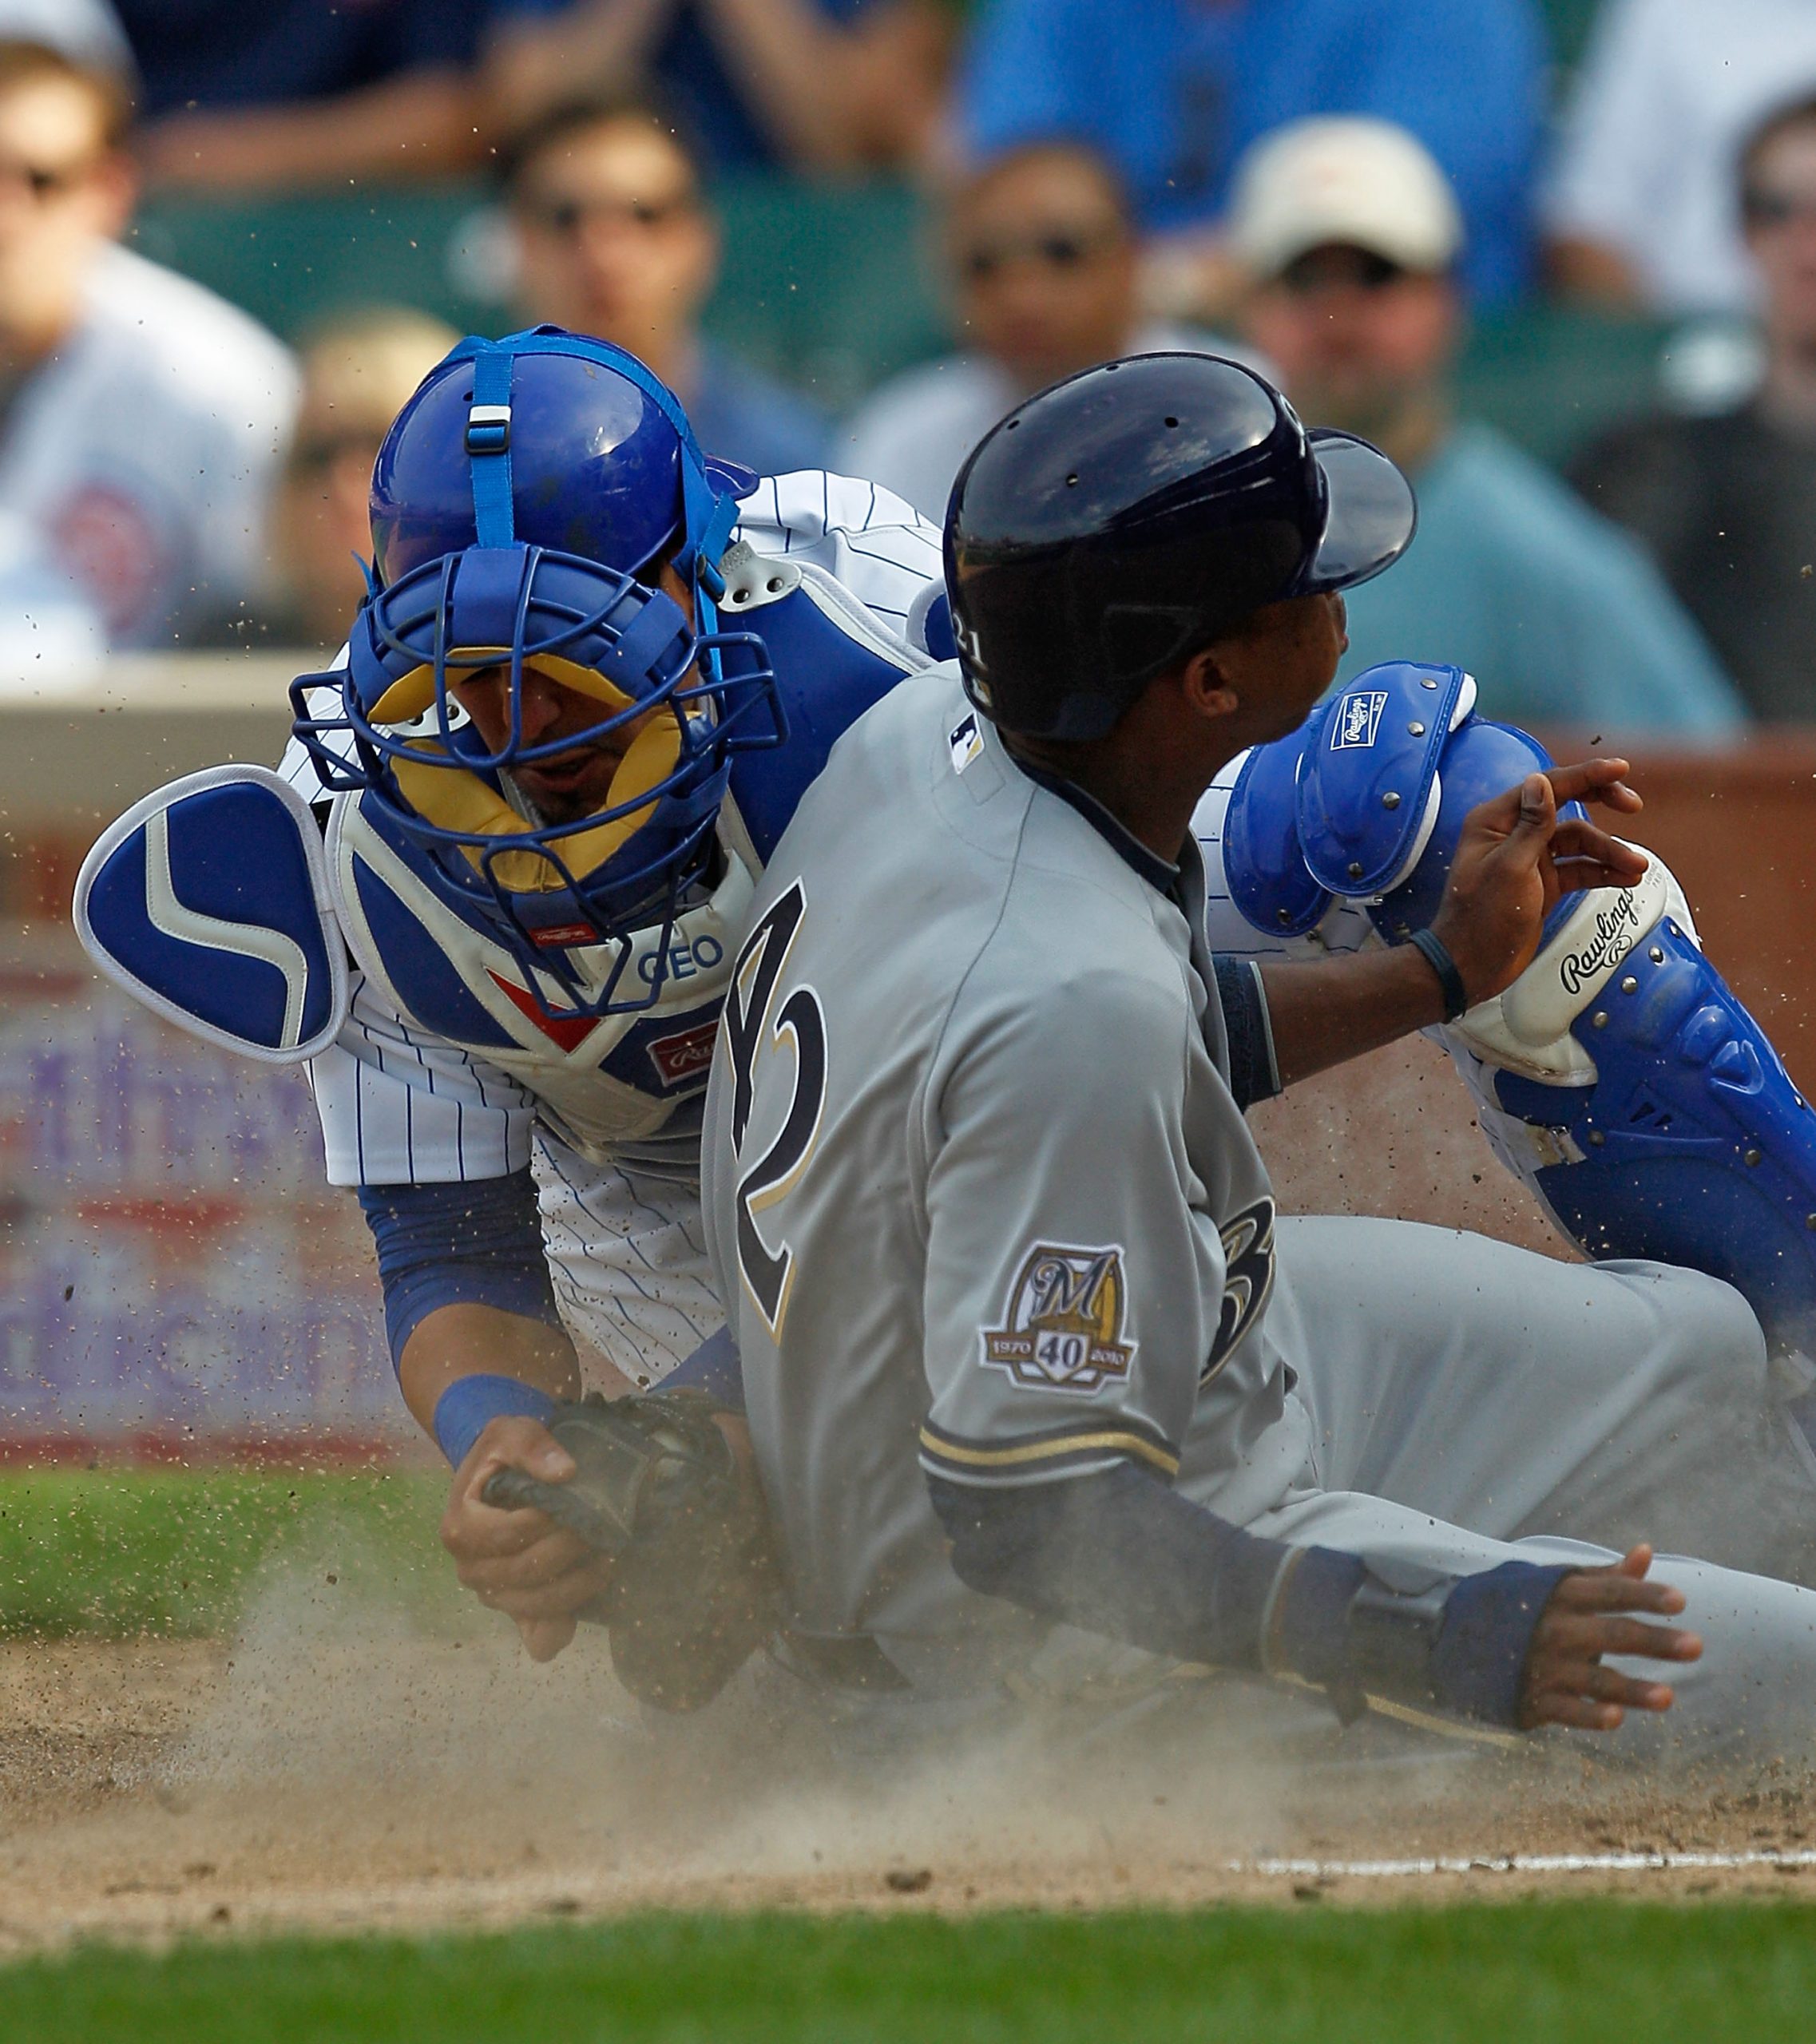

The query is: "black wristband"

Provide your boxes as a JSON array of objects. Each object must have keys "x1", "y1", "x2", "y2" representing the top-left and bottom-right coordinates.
[{"x1": 1408, "y1": 927, "x2": 1470, "y2": 1022}]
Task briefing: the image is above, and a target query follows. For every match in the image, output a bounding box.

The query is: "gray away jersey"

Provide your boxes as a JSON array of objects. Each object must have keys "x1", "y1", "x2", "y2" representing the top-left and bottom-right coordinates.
[{"x1": 702, "y1": 666, "x2": 1309, "y2": 1686}]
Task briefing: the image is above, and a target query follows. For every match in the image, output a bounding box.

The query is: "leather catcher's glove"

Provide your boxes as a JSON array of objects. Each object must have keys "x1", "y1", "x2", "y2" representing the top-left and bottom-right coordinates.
[{"x1": 482, "y1": 1391, "x2": 778, "y2": 1713}]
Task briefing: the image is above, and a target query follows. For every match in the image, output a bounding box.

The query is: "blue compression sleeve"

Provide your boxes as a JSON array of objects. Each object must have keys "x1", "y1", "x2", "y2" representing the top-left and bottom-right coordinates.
[
  {"x1": 665, "y1": 1325, "x2": 746, "y2": 1409},
  {"x1": 357, "y1": 1173, "x2": 563, "y2": 1368},
  {"x1": 927, "y1": 1464, "x2": 1567, "y2": 1727},
  {"x1": 1213, "y1": 957, "x2": 1281, "y2": 1108}
]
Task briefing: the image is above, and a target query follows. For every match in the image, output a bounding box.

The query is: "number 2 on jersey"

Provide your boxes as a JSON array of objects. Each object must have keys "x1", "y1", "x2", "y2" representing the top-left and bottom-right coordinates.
[{"x1": 722, "y1": 881, "x2": 828, "y2": 1335}]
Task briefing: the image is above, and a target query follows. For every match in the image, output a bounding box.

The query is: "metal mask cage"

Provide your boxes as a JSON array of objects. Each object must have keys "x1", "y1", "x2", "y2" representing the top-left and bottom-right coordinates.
[{"x1": 289, "y1": 542, "x2": 786, "y2": 1017}]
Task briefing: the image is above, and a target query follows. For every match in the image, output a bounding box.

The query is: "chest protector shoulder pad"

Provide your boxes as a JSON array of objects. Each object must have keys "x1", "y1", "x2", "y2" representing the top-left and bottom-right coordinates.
[{"x1": 73, "y1": 765, "x2": 349, "y2": 1062}]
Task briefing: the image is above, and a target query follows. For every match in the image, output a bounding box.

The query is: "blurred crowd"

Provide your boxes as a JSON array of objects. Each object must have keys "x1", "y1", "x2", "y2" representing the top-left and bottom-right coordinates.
[{"x1": 6, "y1": 0, "x2": 1816, "y2": 734}]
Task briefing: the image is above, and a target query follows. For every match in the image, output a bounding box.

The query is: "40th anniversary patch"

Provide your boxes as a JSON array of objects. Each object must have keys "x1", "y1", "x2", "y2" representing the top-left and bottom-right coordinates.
[{"x1": 981, "y1": 1243, "x2": 1137, "y2": 1395}]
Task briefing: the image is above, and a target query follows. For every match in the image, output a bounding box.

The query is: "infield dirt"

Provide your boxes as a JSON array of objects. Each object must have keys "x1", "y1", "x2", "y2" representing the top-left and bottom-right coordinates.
[{"x1": 3, "y1": 1586, "x2": 1814, "y2": 1954}]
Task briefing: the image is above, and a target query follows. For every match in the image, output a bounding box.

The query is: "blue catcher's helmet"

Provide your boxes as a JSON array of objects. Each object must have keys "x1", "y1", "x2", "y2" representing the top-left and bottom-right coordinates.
[{"x1": 290, "y1": 327, "x2": 784, "y2": 1015}]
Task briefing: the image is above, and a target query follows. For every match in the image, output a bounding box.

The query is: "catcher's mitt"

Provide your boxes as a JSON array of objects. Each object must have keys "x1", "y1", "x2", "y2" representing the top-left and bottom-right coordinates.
[{"x1": 482, "y1": 1391, "x2": 778, "y2": 1713}]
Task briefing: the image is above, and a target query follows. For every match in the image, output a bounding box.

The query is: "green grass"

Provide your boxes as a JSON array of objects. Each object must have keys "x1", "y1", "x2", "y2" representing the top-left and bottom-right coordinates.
[
  {"x1": 0, "y1": 1468, "x2": 458, "y2": 1639},
  {"x1": 3, "y1": 1902, "x2": 1815, "y2": 2042}
]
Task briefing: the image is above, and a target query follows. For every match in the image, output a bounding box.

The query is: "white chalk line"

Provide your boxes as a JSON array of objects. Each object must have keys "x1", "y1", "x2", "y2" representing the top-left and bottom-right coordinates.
[{"x1": 1239, "y1": 1848, "x2": 1816, "y2": 1880}]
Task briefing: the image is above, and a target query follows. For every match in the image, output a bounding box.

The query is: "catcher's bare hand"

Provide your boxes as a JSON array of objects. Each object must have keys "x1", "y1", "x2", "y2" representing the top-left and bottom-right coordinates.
[
  {"x1": 1432, "y1": 759, "x2": 1648, "y2": 1009},
  {"x1": 441, "y1": 1416, "x2": 618, "y2": 1663},
  {"x1": 1518, "y1": 1544, "x2": 1702, "y2": 1732}
]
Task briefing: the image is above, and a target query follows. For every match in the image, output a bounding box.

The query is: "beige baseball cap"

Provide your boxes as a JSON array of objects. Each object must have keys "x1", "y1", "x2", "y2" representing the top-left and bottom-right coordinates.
[{"x1": 1229, "y1": 117, "x2": 1464, "y2": 279}]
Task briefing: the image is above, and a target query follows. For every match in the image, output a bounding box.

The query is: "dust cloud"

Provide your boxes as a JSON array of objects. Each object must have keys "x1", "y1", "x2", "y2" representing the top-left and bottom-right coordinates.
[{"x1": 2, "y1": 1521, "x2": 1810, "y2": 1955}]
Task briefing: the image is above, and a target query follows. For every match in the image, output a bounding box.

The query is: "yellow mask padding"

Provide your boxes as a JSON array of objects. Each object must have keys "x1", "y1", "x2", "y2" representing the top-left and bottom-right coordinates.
[
  {"x1": 391, "y1": 708, "x2": 685, "y2": 893},
  {"x1": 368, "y1": 650, "x2": 639, "y2": 728}
]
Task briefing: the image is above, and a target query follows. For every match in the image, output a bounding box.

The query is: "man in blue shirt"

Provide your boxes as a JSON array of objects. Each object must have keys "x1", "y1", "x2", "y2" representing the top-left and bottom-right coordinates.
[
  {"x1": 501, "y1": 93, "x2": 828, "y2": 476},
  {"x1": 958, "y1": 0, "x2": 1544, "y2": 309},
  {"x1": 1232, "y1": 119, "x2": 1745, "y2": 739}
]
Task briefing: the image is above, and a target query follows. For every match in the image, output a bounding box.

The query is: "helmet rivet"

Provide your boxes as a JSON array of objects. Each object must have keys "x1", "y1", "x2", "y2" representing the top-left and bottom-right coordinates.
[
  {"x1": 1806, "y1": 1213, "x2": 1816, "y2": 1229},
  {"x1": 1589, "y1": 1129, "x2": 1605, "y2": 1146},
  {"x1": 1420, "y1": 676, "x2": 1437, "y2": 688},
  {"x1": 766, "y1": 577, "x2": 784, "y2": 592},
  {"x1": 1649, "y1": 945, "x2": 1664, "y2": 963},
  {"x1": 1746, "y1": 1148, "x2": 1763, "y2": 1167},
  {"x1": 1592, "y1": 1011, "x2": 1608, "y2": 1028},
  {"x1": 1065, "y1": 473, "x2": 1080, "y2": 486},
  {"x1": 1276, "y1": 908, "x2": 1294, "y2": 925},
  {"x1": 1620, "y1": 975, "x2": 1637, "y2": 993},
  {"x1": 1382, "y1": 792, "x2": 1401, "y2": 810},
  {"x1": 1346, "y1": 861, "x2": 1364, "y2": 880},
  {"x1": 1407, "y1": 722, "x2": 1425, "y2": 736}
]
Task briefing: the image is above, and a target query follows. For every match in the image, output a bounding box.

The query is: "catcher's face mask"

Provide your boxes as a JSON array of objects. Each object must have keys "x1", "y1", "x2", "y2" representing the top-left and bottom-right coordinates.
[{"x1": 288, "y1": 330, "x2": 786, "y2": 1016}]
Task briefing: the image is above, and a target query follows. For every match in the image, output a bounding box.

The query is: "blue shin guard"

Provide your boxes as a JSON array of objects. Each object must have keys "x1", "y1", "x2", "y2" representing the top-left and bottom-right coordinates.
[
  {"x1": 1223, "y1": 663, "x2": 1816, "y2": 1373},
  {"x1": 1485, "y1": 896, "x2": 1816, "y2": 1361}
]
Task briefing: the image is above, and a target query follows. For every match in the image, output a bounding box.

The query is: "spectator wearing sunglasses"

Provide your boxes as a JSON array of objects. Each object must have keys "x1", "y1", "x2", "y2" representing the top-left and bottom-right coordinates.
[
  {"x1": 262, "y1": 308, "x2": 459, "y2": 652},
  {"x1": 1545, "y1": 0, "x2": 1816, "y2": 315},
  {"x1": 1235, "y1": 117, "x2": 1743, "y2": 739},
  {"x1": 841, "y1": 140, "x2": 1247, "y2": 521},
  {"x1": 1570, "y1": 97, "x2": 1816, "y2": 719},
  {"x1": 501, "y1": 91, "x2": 828, "y2": 476},
  {"x1": 0, "y1": 38, "x2": 297, "y2": 649}
]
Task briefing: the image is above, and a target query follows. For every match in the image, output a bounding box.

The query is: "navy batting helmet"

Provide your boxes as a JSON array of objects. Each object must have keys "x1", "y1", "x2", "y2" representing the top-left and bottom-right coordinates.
[{"x1": 944, "y1": 353, "x2": 1417, "y2": 740}]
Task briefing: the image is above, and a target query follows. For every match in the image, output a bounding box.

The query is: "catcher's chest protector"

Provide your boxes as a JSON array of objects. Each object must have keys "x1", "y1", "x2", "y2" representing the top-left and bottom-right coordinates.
[{"x1": 327, "y1": 790, "x2": 747, "y2": 1158}]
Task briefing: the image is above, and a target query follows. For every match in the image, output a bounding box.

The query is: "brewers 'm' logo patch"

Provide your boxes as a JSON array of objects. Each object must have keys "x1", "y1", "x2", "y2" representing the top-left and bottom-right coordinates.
[{"x1": 981, "y1": 1243, "x2": 1136, "y2": 1395}]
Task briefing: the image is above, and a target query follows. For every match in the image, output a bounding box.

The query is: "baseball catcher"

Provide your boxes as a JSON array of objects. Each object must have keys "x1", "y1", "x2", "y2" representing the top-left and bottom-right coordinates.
[{"x1": 73, "y1": 326, "x2": 950, "y2": 1700}]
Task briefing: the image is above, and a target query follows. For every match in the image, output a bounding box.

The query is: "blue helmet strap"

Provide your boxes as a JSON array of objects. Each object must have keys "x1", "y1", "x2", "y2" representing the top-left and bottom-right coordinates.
[
  {"x1": 692, "y1": 489, "x2": 739, "y2": 596},
  {"x1": 450, "y1": 327, "x2": 739, "y2": 581},
  {"x1": 465, "y1": 344, "x2": 517, "y2": 549}
]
